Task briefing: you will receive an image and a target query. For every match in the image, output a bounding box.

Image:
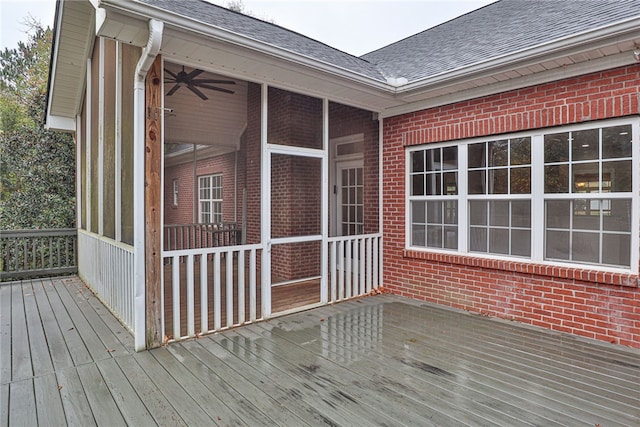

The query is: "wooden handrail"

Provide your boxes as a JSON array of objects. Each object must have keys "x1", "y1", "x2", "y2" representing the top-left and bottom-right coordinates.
[{"x1": 1, "y1": 228, "x2": 77, "y2": 281}]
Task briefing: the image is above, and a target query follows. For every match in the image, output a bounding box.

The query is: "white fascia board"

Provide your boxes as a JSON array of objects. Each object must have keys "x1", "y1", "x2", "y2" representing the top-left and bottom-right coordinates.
[
  {"x1": 382, "y1": 50, "x2": 637, "y2": 119},
  {"x1": 45, "y1": 115, "x2": 76, "y2": 132},
  {"x1": 46, "y1": 0, "x2": 66, "y2": 127},
  {"x1": 99, "y1": 0, "x2": 393, "y2": 92}
]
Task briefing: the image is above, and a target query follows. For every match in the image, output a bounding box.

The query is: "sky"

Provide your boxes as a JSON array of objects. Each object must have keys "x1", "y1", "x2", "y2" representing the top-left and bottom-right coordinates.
[{"x1": 1, "y1": 0, "x2": 495, "y2": 56}]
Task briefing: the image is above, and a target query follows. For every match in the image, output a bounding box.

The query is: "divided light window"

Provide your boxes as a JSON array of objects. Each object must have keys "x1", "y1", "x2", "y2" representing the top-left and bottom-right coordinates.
[
  {"x1": 199, "y1": 174, "x2": 222, "y2": 224},
  {"x1": 407, "y1": 120, "x2": 637, "y2": 271}
]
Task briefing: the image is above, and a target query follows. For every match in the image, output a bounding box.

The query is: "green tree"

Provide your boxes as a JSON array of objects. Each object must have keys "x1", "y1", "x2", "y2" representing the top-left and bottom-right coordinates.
[{"x1": 0, "y1": 19, "x2": 75, "y2": 229}]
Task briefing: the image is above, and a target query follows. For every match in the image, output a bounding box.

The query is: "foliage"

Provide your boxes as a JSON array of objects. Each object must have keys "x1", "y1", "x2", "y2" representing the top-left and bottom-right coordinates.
[
  {"x1": 226, "y1": 0, "x2": 275, "y2": 23},
  {"x1": 0, "y1": 18, "x2": 75, "y2": 229}
]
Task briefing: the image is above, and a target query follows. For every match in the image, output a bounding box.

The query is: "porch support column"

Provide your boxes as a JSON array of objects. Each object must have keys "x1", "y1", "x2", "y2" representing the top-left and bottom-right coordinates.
[
  {"x1": 144, "y1": 54, "x2": 163, "y2": 348},
  {"x1": 133, "y1": 18, "x2": 163, "y2": 351}
]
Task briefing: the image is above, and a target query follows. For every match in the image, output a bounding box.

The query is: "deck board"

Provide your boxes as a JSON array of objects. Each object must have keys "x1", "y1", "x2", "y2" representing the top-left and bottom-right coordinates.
[
  {"x1": 2, "y1": 276, "x2": 639, "y2": 426},
  {"x1": 34, "y1": 373, "x2": 67, "y2": 426}
]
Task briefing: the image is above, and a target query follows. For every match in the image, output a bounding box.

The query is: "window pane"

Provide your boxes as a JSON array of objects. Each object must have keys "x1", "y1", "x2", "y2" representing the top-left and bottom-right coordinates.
[
  {"x1": 573, "y1": 199, "x2": 600, "y2": 231},
  {"x1": 546, "y1": 200, "x2": 570, "y2": 229},
  {"x1": 605, "y1": 160, "x2": 632, "y2": 192},
  {"x1": 444, "y1": 226, "x2": 458, "y2": 249},
  {"x1": 412, "y1": 224, "x2": 425, "y2": 246},
  {"x1": 411, "y1": 151, "x2": 425, "y2": 173},
  {"x1": 511, "y1": 200, "x2": 531, "y2": 228},
  {"x1": 468, "y1": 170, "x2": 485, "y2": 194},
  {"x1": 488, "y1": 169, "x2": 508, "y2": 194},
  {"x1": 572, "y1": 129, "x2": 599, "y2": 161},
  {"x1": 602, "y1": 234, "x2": 630, "y2": 267},
  {"x1": 573, "y1": 162, "x2": 599, "y2": 193},
  {"x1": 572, "y1": 232, "x2": 599, "y2": 263},
  {"x1": 603, "y1": 199, "x2": 631, "y2": 232},
  {"x1": 488, "y1": 140, "x2": 508, "y2": 167},
  {"x1": 444, "y1": 201, "x2": 458, "y2": 224},
  {"x1": 426, "y1": 173, "x2": 441, "y2": 195},
  {"x1": 602, "y1": 125, "x2": 632, "y2": 159},
  {"x1": 546, "y1": 230, "x2": 569, "y2": 260},
  {"x1": 443, "y1": 172, "x2": 458, "y2": 195},
  {"x1": 511, "y1": 230, "x2": 531, "y2": 257},
  {"x1": 468, "y1": 143, "x2": 485, "y2": 168},
  {"x1": 489, "y1": 228, "x2": 509, "y2": 254},
  {"x1": 544, "y1": 132, "x2": 569, "y2": 163},
  {"x1": 426, "y1": 201, "x2": 442, "y2": 223},
  {"x1": 470, "y1": 227, "x2": 487, "y2": 252},
  {"x1": 411, "y1": 174, "x2": 424, "y2": 196},
  {"x1": 412, "y1": 201, "x2": 425, "y2": 224},
  {"x1": 427, "y1": 225, "x2": 442, "y2": 247},
  {"x1": 426, "y1": 149, "x2": 441, "y2": 171},
  {"x1": 510, "y1": 167, "x2": 531, "y2": 194},
  {"x1": 489, "y1": 200, "x2": 509, "y2": 227},
  {"x1": 469, "y1": 201, "x2": 486, "y2": 226},
  {"x1": 510, "y1": 137, "x2": 531, "y2": 165},
  {"x1": 442, "y1": 146, "x2": 458, "y2": 169},
  {"x1": 544, "y1": 164, "x2": 569, "y2": 193}
]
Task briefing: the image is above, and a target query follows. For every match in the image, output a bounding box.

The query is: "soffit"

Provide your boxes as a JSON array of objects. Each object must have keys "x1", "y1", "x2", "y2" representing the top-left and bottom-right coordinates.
[{"x1": 48, "y1": 0, "x2": 95, "y2": 119}]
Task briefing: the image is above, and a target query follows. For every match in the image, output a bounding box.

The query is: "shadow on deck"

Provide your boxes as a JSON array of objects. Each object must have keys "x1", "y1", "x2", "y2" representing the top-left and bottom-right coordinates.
[{"x1": 2, "y1": 276, "x2": 639, "y2": 426}]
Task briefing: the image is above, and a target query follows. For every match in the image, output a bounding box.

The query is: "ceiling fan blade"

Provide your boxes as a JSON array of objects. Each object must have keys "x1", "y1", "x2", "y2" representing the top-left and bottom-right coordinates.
[
  {"x1": 196, "y1": 83, "x2": 235, "y2": 95},
  {"x1": 186, "y1": 68, "x2": 204, "y2": 79},
  {"x1": 164, "y1": 68, "x2": 178, "y2": 79},
  {"x1": 188, "y1": 84, "x2": 208, "y2": 100},
  {"x1": 193, "y1": 79, "x2": 236, "y2": 85},
  {"x1": 166, "y1": 84, "x2": 181, "y2": 96}
]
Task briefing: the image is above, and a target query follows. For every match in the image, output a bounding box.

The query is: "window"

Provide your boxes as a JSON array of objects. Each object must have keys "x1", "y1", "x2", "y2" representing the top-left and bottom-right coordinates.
[
  {"x1": 410, "y1": 146, "x2": 458, "y2": 249},
  {"x1": 544, "y1": 125, "x2": 633, "y2": 268},
  {"x1": 172, "y1": 179, "x2": 178, "y2": 206},
  {"x1": 407, "y1": 120, "x2": 637, "y2": 271},
  {"x1": 198, "y1": 174, "x2": 222, "y2": 224},
  {"x1": 468, "y1": 138, "x2": 531, "y2": 257}
]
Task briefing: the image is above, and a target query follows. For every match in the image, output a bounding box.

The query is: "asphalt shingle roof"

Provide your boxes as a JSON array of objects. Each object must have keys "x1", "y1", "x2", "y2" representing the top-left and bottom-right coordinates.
[
  {"x1": 137, "y1": 0, "x2": 385, "y2": 81},
  {"x1": 361, "y1": 0, "x2": 640, "y2": 82},
  {"x1": 138, "y1": 0, "x2": 640, "y2": 85}
]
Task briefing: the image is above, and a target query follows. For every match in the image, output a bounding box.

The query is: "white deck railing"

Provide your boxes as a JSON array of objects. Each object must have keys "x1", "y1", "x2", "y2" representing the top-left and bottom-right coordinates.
[
  {"x1": 328, "y1": 233, "x2": 381, "y2": 302},
  {"x1": 162, "y1": 244, "x2": 262, "y2": 341},
  {"x1": 78, "y1": 230, "x2": 135, "y2": 330}
]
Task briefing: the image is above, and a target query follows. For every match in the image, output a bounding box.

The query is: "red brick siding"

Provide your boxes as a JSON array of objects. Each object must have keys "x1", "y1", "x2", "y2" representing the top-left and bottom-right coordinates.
[
  {"x1": 329, "y1": 102, "x2": 380, "y2": 234},
  {"x1": 382, "y1": 64, "x2": 640, "y2": 348},
  {"x1": 163, "y1": 150, "x2": 245, "y2": 227}
]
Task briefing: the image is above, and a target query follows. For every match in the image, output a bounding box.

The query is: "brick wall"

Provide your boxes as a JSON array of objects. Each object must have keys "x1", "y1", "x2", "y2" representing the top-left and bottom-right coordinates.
[
  {"x1": 163, "y1": 150, "x2": 244, "y2": 227},
  {"x1": 382, "y1": 64, "x2": 640, "y2": 348}
]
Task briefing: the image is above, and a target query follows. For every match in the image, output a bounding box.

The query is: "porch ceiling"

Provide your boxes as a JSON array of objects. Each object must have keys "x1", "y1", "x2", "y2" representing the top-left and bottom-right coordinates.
[{"x1": 163, "y1": 61, "x2": 247, "y2": 148}]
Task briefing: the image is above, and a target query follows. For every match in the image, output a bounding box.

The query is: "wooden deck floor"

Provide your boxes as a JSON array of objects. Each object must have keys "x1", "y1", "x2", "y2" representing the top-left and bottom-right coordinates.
[{"x1": 2, "y1": 276, "x2": 639, "y2": 426}]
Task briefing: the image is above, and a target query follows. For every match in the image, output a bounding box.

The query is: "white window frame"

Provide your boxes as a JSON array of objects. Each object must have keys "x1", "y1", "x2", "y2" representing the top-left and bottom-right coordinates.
[
  {"x1": 198, "y1": 174, "x2": 223, "y2": 224},
  {"x1": 405, "y1": 117, "x2": 639, "y2": 274},
  {"x1": 172, "y1": 178, "x2": 178, "y2": 206}
]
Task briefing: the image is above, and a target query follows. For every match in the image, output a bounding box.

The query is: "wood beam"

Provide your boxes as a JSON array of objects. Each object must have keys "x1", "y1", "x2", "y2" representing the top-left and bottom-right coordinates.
[{"x1": 145, "y1": 54, "x2": 163, "y2": 348}]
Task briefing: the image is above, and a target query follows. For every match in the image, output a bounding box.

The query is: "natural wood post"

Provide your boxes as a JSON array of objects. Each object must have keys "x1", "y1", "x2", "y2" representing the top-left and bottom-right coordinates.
[{"x1": 145, "y1": 54, "x2": 163, "y2": 348}]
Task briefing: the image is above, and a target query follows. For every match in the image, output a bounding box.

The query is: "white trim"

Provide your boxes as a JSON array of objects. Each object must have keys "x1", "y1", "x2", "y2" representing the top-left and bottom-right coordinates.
[
  {"x1": 260, "y1": 83, "x2": 271, "y2": 318},
  {"x1": 132, "y1": 19, "x2": 164, "y2": 351},
  {"x1": 45, "y1": 115, "x2": 76, "y2": 132},
  {"x1": 378, "y1": 118, "x2": 384, "y2": 288},
  {"x1": 321, "y1": 98, "x2": 329, "y2": 304},
  {"x1": 86, "y1": 57, "x2": 92, "y2": 233},
  {"x1": 76, "y1": 115, "x2": 82, "y2": 229},
  {"x1": 98, "y1": 37, "x2": 105, "y2": 236},
  {"x1": 115, "y1": 41, "x2": 122, "y2": 242},
  {"x1": 530, "y1": 132, "x2": 545, "y2": 261}
]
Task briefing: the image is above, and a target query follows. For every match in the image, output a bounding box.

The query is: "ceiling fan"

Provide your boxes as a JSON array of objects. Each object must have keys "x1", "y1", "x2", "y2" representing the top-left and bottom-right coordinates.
[{"x1": 164, "y1": 66, "x2": 235, "y2": 100}]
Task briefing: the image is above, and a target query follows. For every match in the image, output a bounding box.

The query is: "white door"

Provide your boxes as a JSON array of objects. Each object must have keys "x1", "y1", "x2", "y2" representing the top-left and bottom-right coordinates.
[{"x1": 336, "y1": 160, "x2": 364, "y2": 236}]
